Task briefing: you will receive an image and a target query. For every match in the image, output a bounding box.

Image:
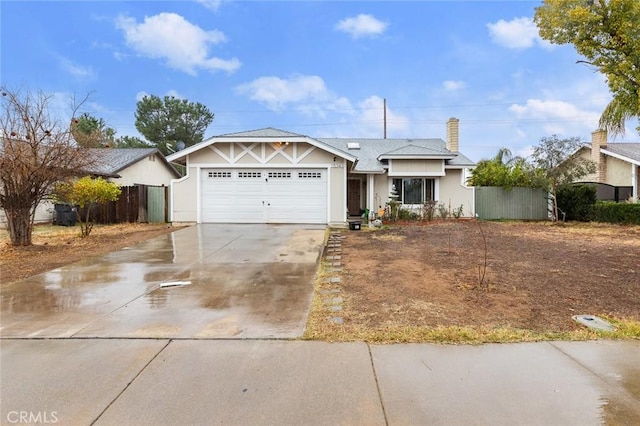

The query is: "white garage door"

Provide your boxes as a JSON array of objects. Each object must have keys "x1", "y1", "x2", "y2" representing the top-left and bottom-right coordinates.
[{"x1": 201, "y1": 169, "x2": 327, "y2": 223}]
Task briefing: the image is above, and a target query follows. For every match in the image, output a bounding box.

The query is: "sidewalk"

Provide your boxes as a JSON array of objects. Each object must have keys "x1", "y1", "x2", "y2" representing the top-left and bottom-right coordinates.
[{"x1": 1, "y1": 338, "x2": 639, "y2": 425}]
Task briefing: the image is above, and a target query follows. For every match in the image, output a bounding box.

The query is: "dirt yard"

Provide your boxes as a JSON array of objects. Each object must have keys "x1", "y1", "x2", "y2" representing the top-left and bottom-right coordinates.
[
  {"x1": 338, "y1": 221, "x2": 640, "y2": 333},
  {"x1": 0, "y1": 223, "x2": 182, "y2": 286}
]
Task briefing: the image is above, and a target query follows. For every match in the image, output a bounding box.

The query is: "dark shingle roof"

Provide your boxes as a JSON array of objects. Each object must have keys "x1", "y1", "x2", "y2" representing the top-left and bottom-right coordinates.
[
  {"x1": 603, "y1": 143, "x2": 640, "y2": 163},
  {"x1": 87, "y1": 148, "x2": 180, "y2": 177}
]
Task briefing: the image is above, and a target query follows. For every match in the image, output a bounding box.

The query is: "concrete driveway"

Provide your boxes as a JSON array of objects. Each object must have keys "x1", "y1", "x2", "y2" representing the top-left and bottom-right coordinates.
[{"x1": 0, "y1": 224, "x2": 325, "y2": 338}]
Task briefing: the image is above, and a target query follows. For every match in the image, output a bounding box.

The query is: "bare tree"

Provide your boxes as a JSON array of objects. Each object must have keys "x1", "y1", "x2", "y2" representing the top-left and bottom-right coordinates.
[{"x1": 0, "y1": 87, "x2": 98, "y2": 246}]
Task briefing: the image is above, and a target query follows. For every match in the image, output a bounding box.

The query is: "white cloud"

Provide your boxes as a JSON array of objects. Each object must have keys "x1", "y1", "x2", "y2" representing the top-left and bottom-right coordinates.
[
  {"x1": 514, "y1": 145, "x2": 534, "y2": 159},
  {"x1": 58, "y1": 57, "x2": 95, "y2": 79},
  {"x1": 135, "y1": 91, "x2": 149, "y2": 102},
  {"x1": 357, "y1": 95, "x2": 409, "y2": 135},
  {"x1": 509, "y1": 99, "x2": 600, "y2": 135},
  {"x1": 335, "y1": 14, "x2": 388, "y2": 39},
  {"x1": 196, "y1": 0, "x2": 225, "y2": 12},
  {"x1": 487, "y1": 17, "x2": 551, "y2": 50},
  {"x1": 235, "y1": 74, "x2": 352, "y2": 115},
  {"x1": 165, "y1": 89, "x2": 183, "y2": 99},
  {"x1": 116, "y1": 12, "x2": 240, "y2": 75},
  {"x1": 443, "y1": 80, "x2": 466, "y2": 91}
]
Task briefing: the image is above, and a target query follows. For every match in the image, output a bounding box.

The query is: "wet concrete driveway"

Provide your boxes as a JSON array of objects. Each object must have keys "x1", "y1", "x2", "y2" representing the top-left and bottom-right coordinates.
[{"x1": 0, "y1": 224, "x2": 325, "y2": 338}]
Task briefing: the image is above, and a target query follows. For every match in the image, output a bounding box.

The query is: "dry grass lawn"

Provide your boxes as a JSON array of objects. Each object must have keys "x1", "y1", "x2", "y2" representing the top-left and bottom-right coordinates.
[{"x1": 305, "y1": 221, "x2": 640, "y2": 343}]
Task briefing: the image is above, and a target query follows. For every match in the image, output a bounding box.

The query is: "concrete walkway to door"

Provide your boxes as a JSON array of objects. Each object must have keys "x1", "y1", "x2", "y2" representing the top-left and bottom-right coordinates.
[{"x1": 0, "y1": 224, "x2": 326, "y2": 339}]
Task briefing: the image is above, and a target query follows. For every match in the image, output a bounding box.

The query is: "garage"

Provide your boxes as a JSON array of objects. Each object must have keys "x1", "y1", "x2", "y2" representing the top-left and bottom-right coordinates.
[{"x1": 201, "y1": 168, "x2": 328, "y2": 223}]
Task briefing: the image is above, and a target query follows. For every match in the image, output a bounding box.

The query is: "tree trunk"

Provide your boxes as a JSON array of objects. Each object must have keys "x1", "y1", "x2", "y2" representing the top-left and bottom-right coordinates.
[{"x1": 4, "y1": 207, "x2": 34, "y2": 246}]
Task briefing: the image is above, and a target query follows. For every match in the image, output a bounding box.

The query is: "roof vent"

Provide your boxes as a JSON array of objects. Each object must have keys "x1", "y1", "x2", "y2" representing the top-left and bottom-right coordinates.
[{"x1": 347, "y1": 142, "x2": 360, "y2": 150}]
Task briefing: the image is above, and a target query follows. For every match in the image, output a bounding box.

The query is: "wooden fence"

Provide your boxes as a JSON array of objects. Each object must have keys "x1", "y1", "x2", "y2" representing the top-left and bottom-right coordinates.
[
  {"x1": 79, "y1": 184, "x2": 168, "y2": 224},
  {"x1": 475, "y1": 187, "x2": 549, "y2": 220}
]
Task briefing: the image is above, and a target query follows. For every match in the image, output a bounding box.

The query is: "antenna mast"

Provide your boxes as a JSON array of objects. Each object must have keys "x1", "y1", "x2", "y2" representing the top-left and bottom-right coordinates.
[{"x1": 383, "y1": 98, "x2": 387, "y2": 139}]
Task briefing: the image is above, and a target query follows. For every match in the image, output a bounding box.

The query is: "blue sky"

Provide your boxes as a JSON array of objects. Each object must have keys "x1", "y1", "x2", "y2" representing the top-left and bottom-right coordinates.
[{"x1": 2, "y1": 0, "x2": 638, "y2": 162}]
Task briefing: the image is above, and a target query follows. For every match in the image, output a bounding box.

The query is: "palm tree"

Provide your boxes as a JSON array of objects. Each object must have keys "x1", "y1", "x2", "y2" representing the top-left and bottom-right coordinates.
[{"x1": 599, "y1": 93, "x2": 639, "y2": 136}]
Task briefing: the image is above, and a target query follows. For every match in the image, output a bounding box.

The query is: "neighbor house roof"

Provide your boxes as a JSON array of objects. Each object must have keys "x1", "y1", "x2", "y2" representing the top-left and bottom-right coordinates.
[
  {"x1": 87, "y1": 148, "x2": 181, "y2": 178},
  {"x1": 602, "y1": 143, "x2": 640, "y2": 165}
]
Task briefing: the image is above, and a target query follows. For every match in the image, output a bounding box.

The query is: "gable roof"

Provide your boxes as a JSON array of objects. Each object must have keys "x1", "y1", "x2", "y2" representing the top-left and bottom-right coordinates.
[
  {"x1": 166, "y1": 128, "x2": 358, "y2": 163},
  {"x1": 165, "y1": 128, "x2": 476, "y2": 173},
  {"x1": 319, "y1": 137, "x2": 475, "y2": 173},
  {"x1": 378, "y1": 144, "x2": 455, "y2": 159},
  {"x1": 88, "y1": 148, "x2": 181, "y2": 178},
  {"x1": 217, "y1": 127, "x2": 307, "y2": 138}
]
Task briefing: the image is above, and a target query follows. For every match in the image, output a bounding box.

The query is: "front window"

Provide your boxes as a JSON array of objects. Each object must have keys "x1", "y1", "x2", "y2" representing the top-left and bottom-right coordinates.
[{"x1": 393, "y1": 178, "x2": 435, "y2": 204}]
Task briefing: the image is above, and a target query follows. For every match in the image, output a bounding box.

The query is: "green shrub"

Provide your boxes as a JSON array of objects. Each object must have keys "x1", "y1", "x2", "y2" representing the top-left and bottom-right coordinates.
[
  {"x1": 398, "y1": 208, "x2": 419, "y2": 221},
  {"x1": 557, "y1": 184, "x2": 596, "y2": 221},
  {"x1": 436, "y1": 203, "x2": 449, "y2": 220},
  {"x1": 593, "y1": 201, "x2": 640, "y2": 225}
]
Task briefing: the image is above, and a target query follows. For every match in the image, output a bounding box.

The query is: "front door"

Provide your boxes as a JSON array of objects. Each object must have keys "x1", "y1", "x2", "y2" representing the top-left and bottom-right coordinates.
[{"x1": 347, "y1": 178, "x2": 362, "y2": 216}]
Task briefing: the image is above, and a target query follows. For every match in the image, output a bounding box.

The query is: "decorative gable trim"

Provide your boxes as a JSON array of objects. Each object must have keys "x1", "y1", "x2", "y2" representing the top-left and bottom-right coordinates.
[{"x1": 206, "y1": 142, "x2": 318, "y2": 165}]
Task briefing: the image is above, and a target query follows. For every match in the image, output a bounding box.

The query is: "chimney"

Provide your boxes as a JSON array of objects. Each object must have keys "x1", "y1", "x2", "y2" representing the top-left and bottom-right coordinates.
[
  {"x1": 591, "y1": 129, "x2": 607, "y2": 182},
  {"x1": 446, "y1": 117, "x2": 459, "y2": 152}
]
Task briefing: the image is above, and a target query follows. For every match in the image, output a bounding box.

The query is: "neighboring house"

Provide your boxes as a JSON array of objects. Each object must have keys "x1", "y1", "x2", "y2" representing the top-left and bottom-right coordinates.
[
  {"x1": 1, "y1": 148, "x2": 180, "y2": 226},
  {"x1": 166, "y1": 118, "x2": 475, "y2": 225},
  {"x1": 575, "y1": 130, "x2": 640, "y2": 201},
  {"x1": 87, "y1": 148, "x2": 181, "y2": 187}
]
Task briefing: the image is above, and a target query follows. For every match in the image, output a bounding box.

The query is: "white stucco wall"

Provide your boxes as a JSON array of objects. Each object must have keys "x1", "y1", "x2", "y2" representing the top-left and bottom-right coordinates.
[
  {"x1": 439, "y1": 169, "x2": 475, "y2": 216},
  {"x1": 605, "y1": 156, "x2": 635, "y2": 186},
  {"x1": 388, "y1": 159, "x2": 444, "y2": 176},
  {"x1": 109, "y1": 153, "x2": 177, "y2": 187},
  {"x1": 328, "y1": 160, "x2": 347, "y2": 225},
  {"x1": 171, "y1": 167, "x2": 198, "y2": 223}
]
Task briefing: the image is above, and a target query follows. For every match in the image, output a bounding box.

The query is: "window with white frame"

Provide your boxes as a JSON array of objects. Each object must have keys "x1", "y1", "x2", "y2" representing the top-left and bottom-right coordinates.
[{"x1": 392, "y1": 178, "x2": 435, "y2": 204}]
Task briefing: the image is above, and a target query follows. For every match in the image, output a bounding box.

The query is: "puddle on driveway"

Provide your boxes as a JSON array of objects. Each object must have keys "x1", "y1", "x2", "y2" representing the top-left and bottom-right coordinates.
[
  {"x1": 77, "y1": 262, "x2": 317, "y2": 338},
  {"x1": 1, "y1": 224, "x2": 324, "y2": 339}
]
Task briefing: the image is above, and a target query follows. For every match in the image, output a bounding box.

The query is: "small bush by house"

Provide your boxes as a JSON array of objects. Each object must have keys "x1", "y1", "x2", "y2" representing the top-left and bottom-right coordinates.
[{"x1": 557, "y1": 184, "x2": 596, "y2": 221}]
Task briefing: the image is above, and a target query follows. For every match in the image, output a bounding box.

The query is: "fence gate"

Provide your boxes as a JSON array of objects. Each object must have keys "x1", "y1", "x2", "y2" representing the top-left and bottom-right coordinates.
[{"x1": 147, "y1": 186, "x2": 167, "y2": 223}]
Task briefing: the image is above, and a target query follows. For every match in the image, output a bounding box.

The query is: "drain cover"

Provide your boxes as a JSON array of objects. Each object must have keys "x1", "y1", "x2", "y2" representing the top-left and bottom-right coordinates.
[
  {"x1": 160, "y1": 281, "x2": 192, "y2": 288},
  {"x1": 572, "y1": 315, "x2": 615, "y2": 331}
]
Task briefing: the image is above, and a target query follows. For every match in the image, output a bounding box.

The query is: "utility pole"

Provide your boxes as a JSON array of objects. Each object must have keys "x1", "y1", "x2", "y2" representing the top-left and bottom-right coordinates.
[{"x1": 383, "y1": 98, "x2": 387, "y2": 139}]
